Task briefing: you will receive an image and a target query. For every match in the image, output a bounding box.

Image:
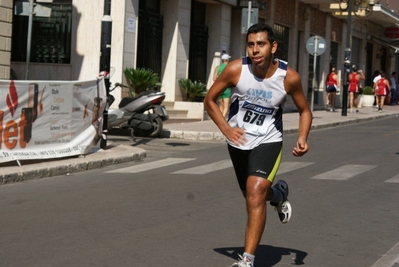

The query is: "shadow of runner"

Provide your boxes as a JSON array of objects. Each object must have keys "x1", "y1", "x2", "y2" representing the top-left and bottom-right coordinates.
[{"x1": 214, "y1": 245, "x2": 307, "y2": 266}]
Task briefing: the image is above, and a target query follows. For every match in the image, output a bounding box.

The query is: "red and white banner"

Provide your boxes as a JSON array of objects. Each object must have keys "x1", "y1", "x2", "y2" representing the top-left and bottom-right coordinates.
[{"x1": 0, "y1": 78, "x2": 106, "y2": 163}]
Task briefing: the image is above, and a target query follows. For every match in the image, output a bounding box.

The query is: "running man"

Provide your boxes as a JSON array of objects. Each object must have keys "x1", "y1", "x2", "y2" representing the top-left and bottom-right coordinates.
[{"x1": 204, "y1": 23, "x2": 312, "y2": 267}]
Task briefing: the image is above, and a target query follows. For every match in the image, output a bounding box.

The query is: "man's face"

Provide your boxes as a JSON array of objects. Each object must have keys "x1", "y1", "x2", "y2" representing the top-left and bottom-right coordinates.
[{"x1": 246, "y1": 32, "x2": 277, "y2": 67}]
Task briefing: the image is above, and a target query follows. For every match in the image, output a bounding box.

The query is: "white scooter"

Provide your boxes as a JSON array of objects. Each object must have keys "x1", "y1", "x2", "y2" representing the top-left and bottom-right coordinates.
[{"x1": 107, "y1": 82, "x2": 169, "y2": 137}]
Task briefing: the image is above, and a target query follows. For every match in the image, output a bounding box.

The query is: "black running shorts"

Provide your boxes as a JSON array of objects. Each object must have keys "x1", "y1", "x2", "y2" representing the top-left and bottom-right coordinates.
[{"x1": 228, "y1": 142, "x2": 283, "y2": 190}]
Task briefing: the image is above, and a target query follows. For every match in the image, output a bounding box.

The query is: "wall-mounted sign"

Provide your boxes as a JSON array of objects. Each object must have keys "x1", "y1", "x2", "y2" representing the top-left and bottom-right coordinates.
[{"x1": 383, "y1": 27, "x2": 399, "y2": 40}]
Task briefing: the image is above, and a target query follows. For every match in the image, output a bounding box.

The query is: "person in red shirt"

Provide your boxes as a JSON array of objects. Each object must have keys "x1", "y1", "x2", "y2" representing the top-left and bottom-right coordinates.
[
  {"x1": 348, "y1": 66, "x2": 365, "y2": 113},
  {"x1": 326, "y1": 67, "x2": 339, "y2": 112},
  {"x1": 373, "y1": 72, "x2": 391, "y2": 112}
]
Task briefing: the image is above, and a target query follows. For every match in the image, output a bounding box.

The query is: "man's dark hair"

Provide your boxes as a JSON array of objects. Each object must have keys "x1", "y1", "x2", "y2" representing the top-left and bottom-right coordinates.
[{"x1": 246, "y1": 23, "x2": 275, "y2": 44}]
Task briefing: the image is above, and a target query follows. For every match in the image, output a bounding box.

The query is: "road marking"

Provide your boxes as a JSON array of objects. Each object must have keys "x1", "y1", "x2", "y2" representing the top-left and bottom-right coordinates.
[
  {"x1": 385, "y1": 174, "x2": 399, "y2": 183},
  {"x1": 105, "y1": 158, "x2": 196, "y2": 173},
  {"x1": 370, "y1": 241, "x2": 399, "y2": 267},
  {"x1": 171, "y1": 161, "x2": 315, "y2": 175},
  {"x1": 172, "y1": 159, "x2": 232, "y2": 174},
  {"x1": 310, "y1": 164, "x2": 377, "y2": 180},
  {"x1": 277, "y1": 162, "x2": 315, "y2": 174}
]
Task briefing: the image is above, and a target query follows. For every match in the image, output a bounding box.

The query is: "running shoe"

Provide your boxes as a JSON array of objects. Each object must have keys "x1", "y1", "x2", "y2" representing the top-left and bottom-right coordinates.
[
  {"x1": 231, "y1": 254, "x2": 252, "y2": 267},
  {"x1": 276, "y1": 200, "x2": 292, "y2": 223},
  {"x1": 270, "y1": 180, "x2": 292, "y2": 223}
]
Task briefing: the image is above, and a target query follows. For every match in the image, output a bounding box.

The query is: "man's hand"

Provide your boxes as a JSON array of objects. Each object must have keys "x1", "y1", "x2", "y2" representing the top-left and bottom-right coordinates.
[
  {"x1": 292, "y1": 140, "x2": 308, "y2": 157},
  {"x1": 224, "y1": 127, "x2": 247, "y2": 146}
]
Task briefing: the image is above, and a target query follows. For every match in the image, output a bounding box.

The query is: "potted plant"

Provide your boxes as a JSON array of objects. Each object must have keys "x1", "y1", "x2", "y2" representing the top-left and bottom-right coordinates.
[
  {"x1": 360, "y1": 86, "x2": 375, "y2": 107},
  {"x1": 178, "y1": 78, "x2": 207, "y2": 102},
  {"x1": 124, "y1": 67, "x2": 162, "y2": 96}
]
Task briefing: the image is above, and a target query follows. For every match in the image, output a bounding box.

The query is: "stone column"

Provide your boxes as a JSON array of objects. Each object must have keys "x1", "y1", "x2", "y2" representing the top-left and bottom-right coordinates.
[{"x1": 161, "y1": 0, "x2": 191, "y2": 102}]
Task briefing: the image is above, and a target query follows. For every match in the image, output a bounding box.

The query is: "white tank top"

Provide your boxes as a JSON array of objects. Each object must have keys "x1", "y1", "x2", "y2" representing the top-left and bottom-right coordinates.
[{"x1": 227, "y1": 57, "x2": 287, "y2": 150}]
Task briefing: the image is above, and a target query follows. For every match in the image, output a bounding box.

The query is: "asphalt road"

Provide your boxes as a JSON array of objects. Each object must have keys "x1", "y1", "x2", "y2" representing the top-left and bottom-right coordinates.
[{"x1": 0, "y1": 116, "x2": 398, "y2": 267}]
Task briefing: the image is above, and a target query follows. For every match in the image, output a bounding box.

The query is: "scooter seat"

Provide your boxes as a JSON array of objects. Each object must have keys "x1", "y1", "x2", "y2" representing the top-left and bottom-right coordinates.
[
  {"x1": 119, "y1": 96, "x2": 139, "y2": 109},
  {"x1": 118, "y1": 90, "x2": 164, "y2": 109}
]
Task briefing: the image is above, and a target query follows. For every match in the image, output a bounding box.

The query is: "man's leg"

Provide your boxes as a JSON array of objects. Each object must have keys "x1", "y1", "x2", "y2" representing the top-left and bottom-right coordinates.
[
  {"x1": 349, "y1": 92, "x2": 354, "y2": 111},
  {"x1": 221, "y1": 98, "x2": 230, "y2": 118},
  {"x1": 391, "y1": 89, "x2": 396, "y2": 105},
  {"x1": 330, "y1": 92, "x2": 336, "y2": 111},
  {"x1": 380, "y1": 96, "x2": 385, "y2": 111},
  {"x1": 243, "y1": 176, "x2": 272, "y2": 255}
]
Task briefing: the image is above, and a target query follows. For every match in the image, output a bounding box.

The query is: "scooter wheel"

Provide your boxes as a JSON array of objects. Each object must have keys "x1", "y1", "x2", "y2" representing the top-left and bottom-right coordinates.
[
  {"x1": 133, "y1": 117, "x2": 163, "y2": 137},
  {"x1": 149, "y1": 117, "x2": 163, "y2": 137}
]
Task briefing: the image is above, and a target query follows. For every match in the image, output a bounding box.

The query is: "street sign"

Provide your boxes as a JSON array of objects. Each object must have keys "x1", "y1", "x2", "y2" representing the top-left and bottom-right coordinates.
[
  {"x1": 306, "y1": 36, "x2": 327, "y2": 56},
  {"x1": 14, "y1": 2, "x2": 51, "y2": 17},
  {"x1": 383, "y1": 27, "x2": 399, "y2": 40},
  {"x1": 306, "y1": 36, "x2": 326, "y2": 113},
  {"x1": 241, "y1": 7, "x2": 258, "y2": 34}
]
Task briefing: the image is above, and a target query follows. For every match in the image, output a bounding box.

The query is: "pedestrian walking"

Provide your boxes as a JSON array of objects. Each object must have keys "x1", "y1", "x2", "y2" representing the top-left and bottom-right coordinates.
[
  {"x1": 374, "y1": 72, "x2": 390, "y2": 112},
  {"x1": 326, "y1": 67, "x2": 339, "y2": 112},
  {"x1": 204, "y1": 23, "x2": 312, "y2": 267},
  {"x1": 372, "y1": 70, "x2": 381, "y2": 108},
  {"x1": 213, "y1": 54, "x2": 232, "y2": 119},
  {"x1": 348, "y1": 66, "x2": 365, "y2": 113}
]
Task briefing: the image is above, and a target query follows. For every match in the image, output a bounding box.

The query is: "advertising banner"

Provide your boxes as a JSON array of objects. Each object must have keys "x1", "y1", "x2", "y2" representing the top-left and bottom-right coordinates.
[{"x1": 0, "y1": 78, "x2": 106, "y2": 164}]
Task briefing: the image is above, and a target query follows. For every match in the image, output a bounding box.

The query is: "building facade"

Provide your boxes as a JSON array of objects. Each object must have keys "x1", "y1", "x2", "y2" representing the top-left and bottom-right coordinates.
[
  {"x1": 4, "y1": 0, "x2": 399, "y2": 114},
  {"x1": 0, "y1": 0, "x2": 12, "y2": 80}
]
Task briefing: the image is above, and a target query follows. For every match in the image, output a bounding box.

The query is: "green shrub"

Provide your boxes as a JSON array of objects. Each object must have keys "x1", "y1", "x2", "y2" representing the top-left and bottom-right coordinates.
[
  {"x1": 178, "y1": 78, "x2": 207, "y2": 101},
  {"x1": 361, "y1": 86, "x2": 374, "y2": 95},
  {"x1": 124, "y1": 67, "x2": 162, "y2": 96}
]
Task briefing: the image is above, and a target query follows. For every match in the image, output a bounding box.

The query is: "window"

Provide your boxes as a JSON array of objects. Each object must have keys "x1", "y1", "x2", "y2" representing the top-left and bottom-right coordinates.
[
  {"x1": 11, "y1": 0, "x2": 72, "y2": 64},
  {"x1": 273, "y1": 24, "x2": 289, "y2": 61}
]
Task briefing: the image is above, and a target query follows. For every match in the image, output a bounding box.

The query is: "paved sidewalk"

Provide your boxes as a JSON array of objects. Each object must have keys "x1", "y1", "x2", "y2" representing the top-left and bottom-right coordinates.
[
  {"x1": 162, "y1": 105, "x2": 399, "y2": 140},
  {"x1": 1, "y1": 105, "x2": 398, "y2": 185}
]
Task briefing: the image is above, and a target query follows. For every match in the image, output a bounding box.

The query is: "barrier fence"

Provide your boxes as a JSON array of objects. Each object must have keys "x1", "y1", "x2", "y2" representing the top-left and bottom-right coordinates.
[{"x1": 0, "y1": 78, "x2": 106, "y2": 164}]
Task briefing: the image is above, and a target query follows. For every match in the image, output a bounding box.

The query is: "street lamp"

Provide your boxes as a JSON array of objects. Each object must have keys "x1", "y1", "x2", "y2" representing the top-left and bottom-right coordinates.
[
  {"x1": 99, "y1": 0, "x2": 112, "y2": 148},
  {"x1": 338, "y1": 0, "x2": 375, "y2": 18}
]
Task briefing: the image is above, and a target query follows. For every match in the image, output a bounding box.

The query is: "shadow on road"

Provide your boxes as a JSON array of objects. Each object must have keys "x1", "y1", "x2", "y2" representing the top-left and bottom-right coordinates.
[{"x1": 214, "y1": 245, "x2": 307, "y2": 266}]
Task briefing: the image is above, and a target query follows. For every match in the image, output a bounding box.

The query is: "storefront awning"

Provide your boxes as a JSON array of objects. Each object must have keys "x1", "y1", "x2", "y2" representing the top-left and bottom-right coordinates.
[
  {"x1": 319, "y1": 3, "x2": 399, "y2": 29},
  {"x1": 368, "y1": 4, "x2": 399, "y2": 28},
  {"x1": 369, "y1": 37, "x2": 399, "y2": 54}
]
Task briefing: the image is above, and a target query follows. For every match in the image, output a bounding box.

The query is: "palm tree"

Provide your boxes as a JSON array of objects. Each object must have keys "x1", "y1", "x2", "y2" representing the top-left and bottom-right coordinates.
[{"x1": 124, "y1": 68, "x2": 162, "y2": 96}]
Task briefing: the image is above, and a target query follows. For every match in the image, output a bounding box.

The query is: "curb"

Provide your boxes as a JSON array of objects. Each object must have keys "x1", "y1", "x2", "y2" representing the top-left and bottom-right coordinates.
[
  {"x1": 162, "y1": 112, "x2": 399, "y2": 141},
  {"x1": 0, "y1": 145, "x2": 146, "y2": 185},
  {"x1": 161, "y1": 130, "x2": 225, "y2": 141}
]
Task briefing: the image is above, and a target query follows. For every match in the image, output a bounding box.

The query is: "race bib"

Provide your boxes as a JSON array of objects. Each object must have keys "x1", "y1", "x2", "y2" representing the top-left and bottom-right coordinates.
[{"x1": 238, "y1": 100, "x2": 275, "y2": 134}]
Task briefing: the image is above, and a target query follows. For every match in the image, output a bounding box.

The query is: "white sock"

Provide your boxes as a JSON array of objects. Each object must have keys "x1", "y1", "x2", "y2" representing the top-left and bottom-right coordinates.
[{"x1": 243, "y1": 252, "x2": 255, "y2": 266}]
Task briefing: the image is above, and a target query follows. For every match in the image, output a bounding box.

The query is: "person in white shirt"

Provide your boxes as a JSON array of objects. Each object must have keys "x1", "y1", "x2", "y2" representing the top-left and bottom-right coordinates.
[{"x1": 372, "y1": 70, "x2": 381, "y2": 107}]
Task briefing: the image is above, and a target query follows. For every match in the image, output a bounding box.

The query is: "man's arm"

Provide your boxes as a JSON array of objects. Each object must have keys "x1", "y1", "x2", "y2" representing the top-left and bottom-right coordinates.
[
  {"x1": 284, "y1": 68, "x2": 312, "y2": 157},
  {"x1": 334, "y1": 74, "x2": 340, "y2": 89},
  {"x1": 204, "y1": 59, "x2": 246, "y2": 146},
  {"x1": 386, "y1": 80, "x2": 391, "y2": 91}
]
